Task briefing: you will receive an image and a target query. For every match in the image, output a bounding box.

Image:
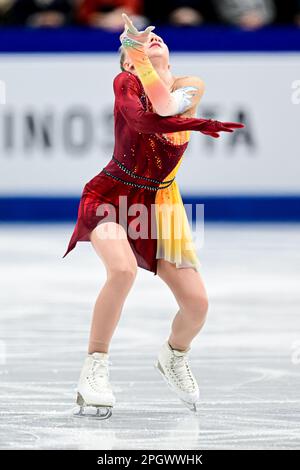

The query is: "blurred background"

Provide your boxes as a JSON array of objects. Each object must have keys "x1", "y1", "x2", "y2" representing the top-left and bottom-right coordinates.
[
  {"x1": 1, "y1": 1, "x2": 300, "y2": 451},
  {"x1": 0, "y1": 0, "x2": 300, "y2": 221}
]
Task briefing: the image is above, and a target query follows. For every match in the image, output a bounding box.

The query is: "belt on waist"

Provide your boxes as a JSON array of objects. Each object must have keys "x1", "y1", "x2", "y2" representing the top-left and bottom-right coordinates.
[{"x1": 101, "y1": 156, "x2": 175, "y2": 191}]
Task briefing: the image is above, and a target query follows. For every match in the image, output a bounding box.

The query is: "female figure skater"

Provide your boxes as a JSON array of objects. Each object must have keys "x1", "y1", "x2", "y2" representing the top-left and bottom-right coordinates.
[{"x1": 63, "y1": 13, "x2": 244, "y2": 419}]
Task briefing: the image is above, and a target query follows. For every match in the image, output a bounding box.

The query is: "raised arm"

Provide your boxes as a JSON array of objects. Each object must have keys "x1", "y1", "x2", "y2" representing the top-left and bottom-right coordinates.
[
  {"x1": 119, "y1": 13, "x2": 202, "y2": 117},
  {"x1": 114, "y1": 72, "x2": 244, "y2": 137}
]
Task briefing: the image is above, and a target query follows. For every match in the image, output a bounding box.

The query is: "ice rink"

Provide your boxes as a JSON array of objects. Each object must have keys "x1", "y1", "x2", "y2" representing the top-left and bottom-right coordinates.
[{"x1": 0, "y1": 222, "x2": 300, "y2": 450}]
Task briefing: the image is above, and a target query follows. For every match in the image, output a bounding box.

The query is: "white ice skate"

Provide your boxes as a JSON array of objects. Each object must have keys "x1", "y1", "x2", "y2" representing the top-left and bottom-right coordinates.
[
  {"x1": 154, "y1": 340, "x2": 199, "y2": 413},
  {"x1": 73, "y1": 352, "x2": 116, "y2": 419}
]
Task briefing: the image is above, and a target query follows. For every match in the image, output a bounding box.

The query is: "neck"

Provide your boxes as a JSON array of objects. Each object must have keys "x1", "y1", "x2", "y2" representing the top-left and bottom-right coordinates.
[{"x1": 149, "y1": 57, "x2": 175, "y2": 90}]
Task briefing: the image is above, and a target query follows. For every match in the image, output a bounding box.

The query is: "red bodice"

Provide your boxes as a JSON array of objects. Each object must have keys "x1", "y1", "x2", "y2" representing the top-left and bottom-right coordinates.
[{"x1": 102, "y1": 71, "x2": 189, "y2": 184}]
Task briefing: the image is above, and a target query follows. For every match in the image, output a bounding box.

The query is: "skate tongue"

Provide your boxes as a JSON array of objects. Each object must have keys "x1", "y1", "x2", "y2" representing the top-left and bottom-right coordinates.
[
  {"x1": 167, "y1": 341, "x2": 190, "y2": 357},
  {"x1": 172, "y1": 346, "x2": 191, "y2": 357},
  {"x1": 90, "y1": 352, "x2": 109, "y2": 361}
]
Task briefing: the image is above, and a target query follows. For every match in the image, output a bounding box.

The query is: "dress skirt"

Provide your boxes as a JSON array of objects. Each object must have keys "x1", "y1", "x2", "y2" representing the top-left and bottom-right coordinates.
[{"x1": 63, "y1": 137, "x2": 201, "y2": 276}]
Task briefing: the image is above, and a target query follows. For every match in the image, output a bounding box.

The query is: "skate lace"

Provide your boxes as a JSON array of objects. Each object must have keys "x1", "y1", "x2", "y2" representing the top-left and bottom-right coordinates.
[
  {"x1": 87, "y1": 358, "x2": 113, "y2": 392},
  {"x1": 169, "y1": 355, "x2": 196, "y2": 392}
]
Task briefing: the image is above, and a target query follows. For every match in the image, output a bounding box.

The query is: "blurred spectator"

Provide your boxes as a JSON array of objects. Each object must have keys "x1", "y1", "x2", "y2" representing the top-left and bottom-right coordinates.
[
  {"x1": 165, "y1": 1, "x2": 205, "y2": 26},
  {"x1": 144, "y1": 0, "x2": 217, "y2": 26},
  {"x1": 76, "y1": 0, "x2": 147, "y2": 30},
  {"x1": 0, "y1": 0, "x2": 299, "y2": 28},
  {"x1": 295, "y1": 0, "x2": 300, "y2": 26},
  {"x1": 0, "y1": 0, "x2": 14, "y2": 24},
  {"x1": 211, "y1": 0, "x2": 276, "y2": 30},
  {"x1": 4, "y1": 0, "x2": 73, "y2": 26}
]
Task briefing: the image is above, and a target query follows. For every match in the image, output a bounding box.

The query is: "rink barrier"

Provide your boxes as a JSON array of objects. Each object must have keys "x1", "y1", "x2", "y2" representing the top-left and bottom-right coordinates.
[
  {"x1": 0, "y1": 26, "x2": 300, "y2": 53},
  {"x1": 0, "y1": 195, "x2": 299, "y2": 222}
]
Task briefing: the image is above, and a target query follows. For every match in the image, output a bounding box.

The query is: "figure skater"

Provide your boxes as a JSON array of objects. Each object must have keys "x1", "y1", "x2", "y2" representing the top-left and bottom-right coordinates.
[{"x1": 63, "y1": 13, "x2": 244, "y2": 419}]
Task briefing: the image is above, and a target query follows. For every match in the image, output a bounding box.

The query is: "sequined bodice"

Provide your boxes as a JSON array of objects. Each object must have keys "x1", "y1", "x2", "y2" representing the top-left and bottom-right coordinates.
[{"x1": 107, "y1": 73, "x2": 191, "y2": 182}]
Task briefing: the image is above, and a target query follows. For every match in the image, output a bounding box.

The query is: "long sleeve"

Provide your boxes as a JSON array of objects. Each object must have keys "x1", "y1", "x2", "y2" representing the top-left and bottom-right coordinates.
[
  {"x1": 121, "y1": 36, "x2": 187, "y2": 116},
  {"x1": 113, "y1": 72, "x2": 212, "y2": 134}
]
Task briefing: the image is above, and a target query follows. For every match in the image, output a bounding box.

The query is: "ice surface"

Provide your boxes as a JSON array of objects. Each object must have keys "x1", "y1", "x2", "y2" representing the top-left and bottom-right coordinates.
[{"x1": 0, "y1": 222, "x2": 300, "y2": 450}]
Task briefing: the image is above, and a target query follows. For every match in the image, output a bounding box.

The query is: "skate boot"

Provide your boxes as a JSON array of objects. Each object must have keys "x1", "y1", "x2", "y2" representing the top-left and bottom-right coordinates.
[
  {"x1": 154, "y1": 340, "x2": 199, "y2": 413},
  {"x1": 73, "y1": 352, "x2": 116, "y2": 419}
]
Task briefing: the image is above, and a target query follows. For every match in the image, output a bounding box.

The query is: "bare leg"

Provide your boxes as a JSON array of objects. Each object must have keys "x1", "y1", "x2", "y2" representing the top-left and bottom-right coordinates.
[
  {"x1": 88, "y1": 222, "x2": 138, "y2": 354},
  {"x1": 157, "y1": 259, "x2": 209, "y2": 351}
]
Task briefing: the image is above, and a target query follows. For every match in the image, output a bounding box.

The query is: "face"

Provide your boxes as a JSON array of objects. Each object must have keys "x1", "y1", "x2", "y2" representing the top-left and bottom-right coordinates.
[
  {"x1": 123, "y1": 33, "x2": 170, "y2": 73},
  {"x1": 145, "y1": 33, "x2": 170, "y2": 62}
]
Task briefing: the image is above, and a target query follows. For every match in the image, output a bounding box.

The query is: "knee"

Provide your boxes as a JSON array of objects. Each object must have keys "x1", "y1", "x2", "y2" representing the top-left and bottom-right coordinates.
[
  {"x1": 108, "y1": 263, "x2": 137, "y2": 286},
  {"x1": 182, "y1": 291, "x2": 209, "y2": 324}
]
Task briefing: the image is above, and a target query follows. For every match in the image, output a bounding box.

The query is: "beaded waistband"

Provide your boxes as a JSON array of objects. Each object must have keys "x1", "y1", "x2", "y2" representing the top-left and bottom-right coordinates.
[{"x1": 101, "y1": 156, "x2": 175, "y2": 191}]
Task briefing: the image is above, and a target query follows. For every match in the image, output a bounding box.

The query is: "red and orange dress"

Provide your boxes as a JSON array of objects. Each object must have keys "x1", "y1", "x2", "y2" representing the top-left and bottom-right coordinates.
[{"x1": 62, "y1": 71, "x2": 203, "y2": 275}]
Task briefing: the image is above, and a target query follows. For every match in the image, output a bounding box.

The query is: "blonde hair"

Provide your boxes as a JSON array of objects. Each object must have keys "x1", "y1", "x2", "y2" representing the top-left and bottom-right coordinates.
[{"x1": 118, "y1": 45, "x2": 127, "y2": 72}]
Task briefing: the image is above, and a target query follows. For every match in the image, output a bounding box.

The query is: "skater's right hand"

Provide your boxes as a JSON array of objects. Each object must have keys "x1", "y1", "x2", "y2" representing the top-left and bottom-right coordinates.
[
  {"x1": 198, "y1": 119, "x2": 245, "y2": 138},
  {"x1": 119, "y1": 13, "x2": 155, "y2": 45}
]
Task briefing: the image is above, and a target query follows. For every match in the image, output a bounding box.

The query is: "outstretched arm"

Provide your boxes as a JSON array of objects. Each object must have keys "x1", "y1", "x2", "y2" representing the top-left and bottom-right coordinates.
[
  {"x1": 114, "y1": 72, "x2": 244, "y2": 137},
  {"x1": 119, "y1": 13, "x2": 202, "y2": 117}
]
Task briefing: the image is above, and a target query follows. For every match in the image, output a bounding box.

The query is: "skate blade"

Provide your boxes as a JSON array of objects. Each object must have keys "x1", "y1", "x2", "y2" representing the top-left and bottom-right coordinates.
[
  {"x1": 73, "y1": 405, "x2": 112, "y2": 420},
  {"x1": 73, "y1": 393, "x2": 113, "y2": 420},
  {"x1": 154, "y1": 361, "x2": 199, "y2": 414},
  {"x1": 180, "y1": 399, "x2": 197, "y2": 413}
]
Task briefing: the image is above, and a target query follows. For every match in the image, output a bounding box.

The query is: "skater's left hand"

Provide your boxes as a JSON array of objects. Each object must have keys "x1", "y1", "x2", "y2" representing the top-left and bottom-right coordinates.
[
  {"x1": 200, "y1": 120, "x2": 245, "y2": 138},
  {"x1": 119, "y1": 13, "x2": 155, "y2": 45}
]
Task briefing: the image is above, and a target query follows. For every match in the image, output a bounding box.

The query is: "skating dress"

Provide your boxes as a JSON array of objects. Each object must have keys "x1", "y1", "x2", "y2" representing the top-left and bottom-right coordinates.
[{"x1": 62, "y1": 70, "x2": 204, "y2": 276}]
